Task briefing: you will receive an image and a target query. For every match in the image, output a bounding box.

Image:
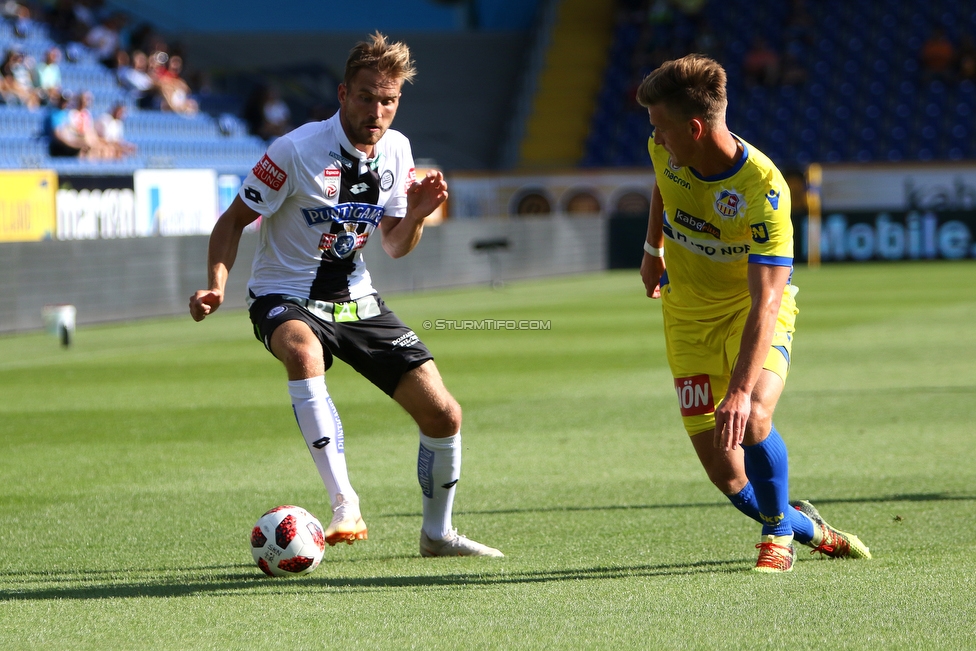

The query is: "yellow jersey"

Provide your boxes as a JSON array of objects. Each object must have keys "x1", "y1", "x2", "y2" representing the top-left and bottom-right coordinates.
[{"x1": 649, "y1": 135, "x2": 795, "y2": 321}]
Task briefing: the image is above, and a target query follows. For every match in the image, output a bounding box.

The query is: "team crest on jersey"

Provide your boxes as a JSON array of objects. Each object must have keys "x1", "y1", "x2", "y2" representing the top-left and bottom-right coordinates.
[
  {"x1": 714, "y1": 189, "x2": 743, "y2": 219},
  {"x1": 380, "y1": 170, "x2": 395, "y2": 192},
  {"x1": 332, "y1": 231, "x2": 358, "y2": 258},
  {"x1": 322, "y1": 168, "x2": 340, "y2": 199}
]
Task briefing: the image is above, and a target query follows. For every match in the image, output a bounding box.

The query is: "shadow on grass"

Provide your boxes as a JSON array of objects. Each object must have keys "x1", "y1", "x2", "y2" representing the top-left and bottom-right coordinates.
[
  {"x1": 413, "y1": 491, "x2": 976, "y2": 518},
  {"x1": 0, "y1": 559, "x2": 745, "y2": 601},
  {"x1": 2, "y1": 491, "x2": 968, "y2": 602}
]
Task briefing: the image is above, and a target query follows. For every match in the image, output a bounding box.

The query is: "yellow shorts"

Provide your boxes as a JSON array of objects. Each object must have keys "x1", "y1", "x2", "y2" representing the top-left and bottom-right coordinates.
[{"x1": 663, "y1": 299, "x2": 797, "y2": 436}]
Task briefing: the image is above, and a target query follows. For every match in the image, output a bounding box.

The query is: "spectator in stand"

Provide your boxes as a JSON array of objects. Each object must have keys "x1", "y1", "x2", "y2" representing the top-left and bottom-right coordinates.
[
  {"x1": 114, "y1": 49, "x2": 155, "y2": 105},
  {"x1": 1, "y1": 0, "x2": 33, "y2": 37},
  {"x1": 95, "y1": 101, "x2": 136, "y2": 159},
  {"x1": 34, "y1": 46, "x2": 62, "y2": 103},
  {"x1": 742, "y1": 36, "x2": 781, "y2": 87},
  {"x1": 784, "y1": 0, "x2": 815, "y2": 53},
  {"x1": 243, "y1": 83, "x2": 293, "y2": 141},
  {"x1": 84, "y1": 11, "x2": 125, "y2": 67},
  {"x1": 779, "y1": 50, "x2": 808, "y2": 86},
  {"x1": 47, "y1": 0, "x2": 94, "y2": 45},
  {"x1": 956, "y1": 35, "x2": 976, "y2": 83},
  {"x1": 919, "y1": 27, "x2": 956, "y2": 83},
  {"x1": 71, "y1": 89, "x2": 114, "y2": 159},
  {"x1": 45, "y1": 90, "x2": 86, "y2": 157},
  {"x1": 149, "y1": 51, "x2": 198, "y2": 116},
  {"x1": 1, "y1": 47, "x2": 40, "y2": 109}
]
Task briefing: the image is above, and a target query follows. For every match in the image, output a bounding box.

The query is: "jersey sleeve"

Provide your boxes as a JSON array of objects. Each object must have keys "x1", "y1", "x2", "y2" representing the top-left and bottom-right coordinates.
[
  {"x1": 747, "y1": 177, "x2": 793, "y2": 266},
  {"x1": 240, "y1": 136, "x2": 298, "y2": 216}
]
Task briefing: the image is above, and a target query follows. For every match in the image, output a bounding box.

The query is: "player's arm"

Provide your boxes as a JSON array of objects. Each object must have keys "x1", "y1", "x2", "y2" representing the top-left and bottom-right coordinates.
[
  {"x1": 640, "y1": 183, "x2": 666, "y2": 299},
  {"x1": 189, "y1": 195, "x2": 261, "y2": 322},
  {"x1": 379, "y1": 169, "x2": 448, "y2": 259},
  {"x1": 713, "y1": 262, "x2": 791, "y2": 450}
]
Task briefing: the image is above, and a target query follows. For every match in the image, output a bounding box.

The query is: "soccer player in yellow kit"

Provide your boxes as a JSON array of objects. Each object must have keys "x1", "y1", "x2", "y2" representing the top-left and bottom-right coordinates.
[{"x1": 637, "y1": 54, "x2": 870, "y2": 572}]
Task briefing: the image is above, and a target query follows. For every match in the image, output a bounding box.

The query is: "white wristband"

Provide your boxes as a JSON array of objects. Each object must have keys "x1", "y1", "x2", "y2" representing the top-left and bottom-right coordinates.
[{"x1": 643, "y1": 242, "x2": 664, "y2": 257}]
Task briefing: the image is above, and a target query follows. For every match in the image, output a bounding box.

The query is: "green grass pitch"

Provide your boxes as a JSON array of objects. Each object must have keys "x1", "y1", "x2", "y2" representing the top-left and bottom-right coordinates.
[{"x1": 1, "y1": 261, "x2": 974, "y2": 650}]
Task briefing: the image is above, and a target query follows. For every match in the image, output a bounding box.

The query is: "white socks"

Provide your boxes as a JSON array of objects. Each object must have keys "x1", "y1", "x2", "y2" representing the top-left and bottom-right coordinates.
[
  {"x1": 288, "y1": 377, "x2": 357, "y2": 509},
  {"x1": 418, "y1": 432, "x2": 461, "y2": 540}
]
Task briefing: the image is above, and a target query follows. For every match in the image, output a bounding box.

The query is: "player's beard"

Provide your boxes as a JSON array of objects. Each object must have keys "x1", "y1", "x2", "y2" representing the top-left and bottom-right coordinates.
[{"x1": 351, "y1": 120, "x2": 387, "y2": 147}]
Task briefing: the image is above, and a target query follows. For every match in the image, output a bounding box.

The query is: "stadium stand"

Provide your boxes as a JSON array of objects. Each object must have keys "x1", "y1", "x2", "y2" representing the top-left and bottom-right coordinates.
[
  {"x1": 3, "y1": 0, "x2": 973, "y2": 175},
  {"x1": 582, "y1": 0, "x2": 976, "y2": 168},
  {"x1": 0, "y1": 14, "x2": 265, "y2": 176}
]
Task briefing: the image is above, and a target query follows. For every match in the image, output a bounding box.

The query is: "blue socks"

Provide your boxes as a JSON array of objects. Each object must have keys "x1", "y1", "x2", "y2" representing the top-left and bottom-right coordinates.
[
  {"x1": 727, "y1": 481, "x2": 814, "y2": 544},
  {"x1": 740, "y1": 426, "x2": 797, "y2": 538}
]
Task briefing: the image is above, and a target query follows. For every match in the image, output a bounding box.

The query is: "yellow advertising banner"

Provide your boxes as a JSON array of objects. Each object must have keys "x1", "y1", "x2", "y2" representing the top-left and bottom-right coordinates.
[{"x1": 0, "y1": 170, "x2": 57, "y2": 242}]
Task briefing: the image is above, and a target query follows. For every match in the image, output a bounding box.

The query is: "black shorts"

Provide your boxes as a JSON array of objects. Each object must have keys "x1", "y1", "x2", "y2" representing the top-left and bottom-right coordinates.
[{"x1": 248, "y1": 293, "x2": 433, "y2": 397}]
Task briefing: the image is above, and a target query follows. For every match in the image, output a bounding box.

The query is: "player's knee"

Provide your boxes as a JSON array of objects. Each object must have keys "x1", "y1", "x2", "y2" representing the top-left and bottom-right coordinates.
[
  {"x1": 705, "y1": 468, "x2": 742, "y2": 494},
  {"x1": 423, "y1": 397, "x2": 462, "y2": 438},
  {"x1": 747, "y1": 403, "x2": 774, "y2": 435}
]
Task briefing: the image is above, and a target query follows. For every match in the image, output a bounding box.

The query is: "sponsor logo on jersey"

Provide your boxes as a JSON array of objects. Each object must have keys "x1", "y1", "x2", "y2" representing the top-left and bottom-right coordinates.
[
  {"x1": 666, "y1": 225, "x2": 752, "y2": 261},
  {"x1": 766, "y1": 187, "x2": 781, "y2": 210},
  {"x1": 674, "y1": 208, "x2": 721, "y2": 238},
  {"x1": 311, "y1": 436, "x2": 331, "y2": 449},
  {"x1": 252, "y1": 154, "x2": 287, "y2": 190},
  {"x1": 349, "y1": 182, "x2": 370, "y2": 195},
  {"x1": 244, "y1": 186, "x2": 263, "y2": 203},
  {"x1": 405, "y1": 167, "x2": 417, "y2": 193},
  {"x1": 674, "y1": 374, "x2": 714, "y2": 417},
  {"x1": 379, "y1": 170, "x2": 395, "y2": 192},
  {"x1": 751, "y1": 222, "x2": 770, "y2": 243},
  {"x1": 663, "y1": 164, "x2": 692, "y2": 189},
  {"x1": 323, "y1": 168, "x2": 340, "y2": 199},
  {"x1": 329, "y1": 150, "x2": 353, "y2": 169},
  {"x1": 714, "y1": 189, "x2": 742, "y2": 218},
  {"x1": 267, "y1": 306, "x2": 286, "y2": 319},
  {"x1": 301, "y1": 202, "x2": 386, "y2": 227}
]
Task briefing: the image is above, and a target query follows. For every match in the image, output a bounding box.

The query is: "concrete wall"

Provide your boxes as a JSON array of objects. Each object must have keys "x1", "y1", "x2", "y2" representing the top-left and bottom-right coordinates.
[{"x1": 0, "y1": 215, "x2": 605, "y2": 333}]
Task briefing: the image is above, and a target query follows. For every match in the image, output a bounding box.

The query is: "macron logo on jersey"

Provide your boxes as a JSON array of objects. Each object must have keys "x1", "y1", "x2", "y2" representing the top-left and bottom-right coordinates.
[
  {"x1": 675, "y1": 375, "x2": 714, "y2": 417},
  {"x1": 253, "y1": 154, "x2": 287, "y2": 191}
]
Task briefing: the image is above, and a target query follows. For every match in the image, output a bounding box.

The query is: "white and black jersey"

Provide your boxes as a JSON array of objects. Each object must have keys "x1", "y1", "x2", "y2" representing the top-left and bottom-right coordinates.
[{"x1": 240, "y1": 112, "x2": 417, "y2": 303}]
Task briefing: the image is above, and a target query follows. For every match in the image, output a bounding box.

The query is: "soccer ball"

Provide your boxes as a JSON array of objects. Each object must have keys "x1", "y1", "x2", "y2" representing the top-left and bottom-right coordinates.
[{"x1": 250, "y1": 505, "x2": 325, "y2": 577}]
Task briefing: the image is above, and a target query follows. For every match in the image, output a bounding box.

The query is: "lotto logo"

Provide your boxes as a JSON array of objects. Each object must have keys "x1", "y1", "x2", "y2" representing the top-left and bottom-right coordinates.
[
  {"x1": 253, "y1": 154, "x2": 287, "y2": 190},
  {"x1": 674, "y1": 374, "x2": 714, "y2": 416}
]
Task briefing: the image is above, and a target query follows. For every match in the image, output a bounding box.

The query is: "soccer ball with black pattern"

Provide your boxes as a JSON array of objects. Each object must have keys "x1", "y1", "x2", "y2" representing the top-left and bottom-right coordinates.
[{"x1": 250, "y1": 505, "x2": 326, "y2": 577}]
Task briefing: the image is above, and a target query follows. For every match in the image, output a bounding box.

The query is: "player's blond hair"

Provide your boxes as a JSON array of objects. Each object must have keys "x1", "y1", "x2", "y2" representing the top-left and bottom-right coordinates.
[
  {"x1": 636, "y1": 54, "x2": 727, "y2": 126},
  {"x1": 344, "y1": 31, "x2": 417, "y2": 86}
]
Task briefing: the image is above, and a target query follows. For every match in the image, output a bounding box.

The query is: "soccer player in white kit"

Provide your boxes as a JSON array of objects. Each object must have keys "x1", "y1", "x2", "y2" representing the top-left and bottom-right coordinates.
[{"x1": 190, "y1": 32, "x2": 502, "y2": 558}]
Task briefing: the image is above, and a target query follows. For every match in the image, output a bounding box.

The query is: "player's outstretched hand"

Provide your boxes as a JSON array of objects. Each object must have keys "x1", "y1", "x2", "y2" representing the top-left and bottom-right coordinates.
[
  {"x1": 189, "y1": 289, "x2": 223, "y2": 322},
  {"x1": 406, "y1": 169, "x2": 448, "y2": 220}
]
